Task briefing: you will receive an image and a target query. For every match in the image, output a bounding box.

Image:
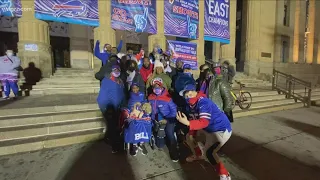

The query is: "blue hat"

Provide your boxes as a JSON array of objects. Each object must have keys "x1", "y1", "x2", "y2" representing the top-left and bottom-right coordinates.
[
  {"x1": 183, "y1": 64, "x2": 192, "y2": 70},
  {"x1": 179, "y1": 84, "x2": 196, "y2": 96},
  {"x1": 112, "y1": 64, "x2": 120, "y2": 70},
  {"x1": 131, "y1": 82, "x2": 139, "y2": 88}
]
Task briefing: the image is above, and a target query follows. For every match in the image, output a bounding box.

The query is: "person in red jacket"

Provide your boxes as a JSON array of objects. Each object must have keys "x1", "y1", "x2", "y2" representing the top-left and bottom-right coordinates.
[{"x1": 140, "y1": 56, "x2": 153, "y2": 83}]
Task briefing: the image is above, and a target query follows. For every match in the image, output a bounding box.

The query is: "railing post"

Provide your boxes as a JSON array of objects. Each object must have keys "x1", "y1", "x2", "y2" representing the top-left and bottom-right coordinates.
[
  {"x1": 287, "y1": 75, "x2": 292, "y2": 99},
  {"x1": 307, "y1": 85, "x2": 312, "y2": 107},
  {"x1": 272, "y1": 69, "x2": 275, "y2": 90}
]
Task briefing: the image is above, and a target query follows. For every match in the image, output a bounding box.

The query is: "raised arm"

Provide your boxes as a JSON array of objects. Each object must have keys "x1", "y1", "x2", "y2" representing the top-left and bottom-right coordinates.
[{"x1": 94, "y1": 40, "x2": 103, "y2": 61}]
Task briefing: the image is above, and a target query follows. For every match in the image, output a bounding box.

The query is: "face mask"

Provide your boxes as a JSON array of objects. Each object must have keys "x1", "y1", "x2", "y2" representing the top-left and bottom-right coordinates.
[
  {"x1": 153, "y1": 87, "x2": 162, "y2": 95},
  {"x1": 112, "y1": 71, "x2": 121, "y2": 77},
  {"x1": 185, "y1": 96, "x2": 198, "y2": 106},
  {"x1": 214, "y1": 68, "x2": 221, "y2": 75},
  {"x1": 6, "y1": 52, "x2": 13, "y2": 57}
]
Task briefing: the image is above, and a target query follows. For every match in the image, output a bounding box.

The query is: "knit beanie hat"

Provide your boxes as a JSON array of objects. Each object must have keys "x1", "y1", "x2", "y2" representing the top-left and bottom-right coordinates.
[{"x1": 153, "y1": 60, "x2": 164, "y2": 71}]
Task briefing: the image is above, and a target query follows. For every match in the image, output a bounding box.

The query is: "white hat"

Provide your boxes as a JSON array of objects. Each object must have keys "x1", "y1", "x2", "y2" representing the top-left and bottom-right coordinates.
[
  {"x1": 153, "y1": 60, "x2": 164, "y2": 71},
  {"x1": 117, "y1": 53, "x2": 126, "y2": 59}
]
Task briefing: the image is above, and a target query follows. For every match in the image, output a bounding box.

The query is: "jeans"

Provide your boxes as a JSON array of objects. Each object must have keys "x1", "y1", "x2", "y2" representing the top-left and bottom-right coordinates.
[
  {"x1": 155, "y1": 122, "x2": 177, "y2": 148},
  {"x1": 1, "y1": 80, "x2": 19, "y2": 97}
]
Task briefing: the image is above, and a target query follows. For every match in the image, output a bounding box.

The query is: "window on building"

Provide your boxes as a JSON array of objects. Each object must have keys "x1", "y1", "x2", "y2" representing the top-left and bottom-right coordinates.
[
  {"x1": 283, "y1": 0, "x2": 290, "y2": 26},
  {"x1": 281, "y1": 36, "x2": 290, "y2": 63}
]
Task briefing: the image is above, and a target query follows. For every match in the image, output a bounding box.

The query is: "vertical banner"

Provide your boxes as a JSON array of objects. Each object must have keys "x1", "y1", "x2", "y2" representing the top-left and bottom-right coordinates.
[
  {"x1": 164, "y1": 0, "x2": 199, "y2": 39},
  {"x1": 167, "y1": 40, "x2": 198, "y2": 70},
  {"x1": 0, "y1": 0, "x2": 22, "y2": 17},
  {"x1": 111, "y1": 0, "x2": 157, "y2": 34},
  {"x1": 34, "y1": 0, "x2": 99, "y2": 27},
  {"x1": 204, "y1": 0, "x2": 230, "y2": 43}
]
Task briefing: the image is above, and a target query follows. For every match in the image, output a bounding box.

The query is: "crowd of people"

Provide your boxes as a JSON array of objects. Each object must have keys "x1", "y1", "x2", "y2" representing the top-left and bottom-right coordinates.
[{"x1": 94, "y1": 39, "x2": 236, "y2": 180}]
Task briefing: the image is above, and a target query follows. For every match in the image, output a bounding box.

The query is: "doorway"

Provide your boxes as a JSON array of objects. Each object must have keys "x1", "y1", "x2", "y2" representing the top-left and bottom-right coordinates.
[
  {"x1": 235, "y1": 0, "x2": 244, "y2": 72},
  {"x1": 50, "y1": 36, "x2": 70, "y2": 68}
]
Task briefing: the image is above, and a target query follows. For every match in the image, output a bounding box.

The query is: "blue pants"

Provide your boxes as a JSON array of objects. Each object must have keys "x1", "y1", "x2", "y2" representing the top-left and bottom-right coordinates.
[
  {"x1": 1, "y1": 80, "x2": 19, "y2": 97},
  {"x1": 155, "y1": 122, "x2": 177, "y2": 148}
]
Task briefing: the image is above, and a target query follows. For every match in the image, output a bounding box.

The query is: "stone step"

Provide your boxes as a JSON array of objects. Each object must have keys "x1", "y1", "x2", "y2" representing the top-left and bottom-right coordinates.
[
  {"x1": 233, "y1": 98, "x2": 299, "y2": 111},
  {"x1": 52, "y1": 72, "x2": 95, "y2": 77},
  {"x1": 0, "y1": 116, "x2": 104, "y2": 141},
  {"x1": 0, "y1": 128, "x2": 104, "y2": 156},
  {"x1": 55, "y1": 68, "x2": 94, "y2": 73},
  {"x1": 233, "y1": 103, "x2": 304, "y2": 118},
  {"x1": 38, "y1": 77, "x2": 97, "y2": 83},
  {"x1": 35, "y1": 83, "x2": 100, "y2": 88},
  {"x1": 30, "y1": 87, "x2": 99, "y2": 95}
]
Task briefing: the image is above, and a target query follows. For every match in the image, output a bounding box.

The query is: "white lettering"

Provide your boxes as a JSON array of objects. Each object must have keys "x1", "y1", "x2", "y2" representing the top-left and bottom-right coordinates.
[
  {"x1": 208, "y1": 0, "x2": 230, "y2": 18},
  {"x1": 134, "y1": 132, "x2": 149, "y2": 140}
]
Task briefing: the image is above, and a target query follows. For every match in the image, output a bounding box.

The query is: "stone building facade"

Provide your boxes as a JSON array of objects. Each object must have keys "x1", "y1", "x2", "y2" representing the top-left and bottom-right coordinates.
[{"x1": 2, "y1": 0, "x2": 320, "y2": 84}]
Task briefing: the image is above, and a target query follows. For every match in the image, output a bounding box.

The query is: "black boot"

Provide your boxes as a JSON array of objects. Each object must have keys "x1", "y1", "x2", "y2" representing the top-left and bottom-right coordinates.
[{"x1": 169, "y1": 144, "x2": 179, "y2": 162}]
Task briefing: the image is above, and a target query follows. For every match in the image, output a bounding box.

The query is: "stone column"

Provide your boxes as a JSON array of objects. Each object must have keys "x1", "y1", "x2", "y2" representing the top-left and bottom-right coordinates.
[
  {"x1": 17, "y1": 1, "x2": 52, "y2": 78},
  {"x1": 213, "y1": 42, "x2": 221, "y2": 61},
  {"x1": 306, "y1": 0, "x2": 315, "y2": 64},
  {"x1": 220, "y1": 0, "x2": 237, "y2": 68},
  {"x1": 292, "y1": 0, "x2": 300, "y2": 63},
  {"x1": 298, "y1": 1, "x2": 307, "y2": 63},
  {"x1": 243, "y1": 0, "x2": 261, "y2": 75},
  {"x1": 148, "y1": 0, "x2": 166, "y2": 53},
  {"x1": 191, "y1": 0, "x2": 205, "y2": 74},
  {"x1": 93, "y1": 0, "x2": 116, "y2": 72}
]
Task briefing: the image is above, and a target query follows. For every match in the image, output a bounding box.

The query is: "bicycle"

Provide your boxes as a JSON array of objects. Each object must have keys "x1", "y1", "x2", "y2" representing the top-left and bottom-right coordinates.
[{"x1": 230, "y1": 80, "x2": 252, "y2": 110}]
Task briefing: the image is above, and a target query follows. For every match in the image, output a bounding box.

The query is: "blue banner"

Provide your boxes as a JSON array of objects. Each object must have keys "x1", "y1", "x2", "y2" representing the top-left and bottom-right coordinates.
[
  {"x1": 164, "y1": 0, "x2": 199, "y2": 39},
  {"x1": 204, "y1": 0, "x2": 230, "y2": 43},
  {"x1": 34, "y1": 0, "x2": 99, "y2": 27},
  {"x1": 111, "y1": 0, "x2": 157, "y2": 34},
  {"x1": 0, "y1": 0, "x2": 22, "y2": 17},
  {"x1": 167, "y1": 40, "x2": 198, "y2": 70}
]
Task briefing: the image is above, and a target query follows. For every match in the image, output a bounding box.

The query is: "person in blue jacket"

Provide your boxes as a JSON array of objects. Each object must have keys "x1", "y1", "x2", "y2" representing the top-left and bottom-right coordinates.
[
  {"x1": 176, "y1": 84, "x2": 232, "y2": 180},
  {"x1": 94, "y1": 36, "x2": 123, "y2": 66},
  {"x1": 97, "y1": 64, "x2": 125, "y2": 153},
  {"x1": 127, "y1": 83, "x2": 145, "y2": 110},
  {"x1": 148, "y1": 77, "x2": 179, "y2": 162}
]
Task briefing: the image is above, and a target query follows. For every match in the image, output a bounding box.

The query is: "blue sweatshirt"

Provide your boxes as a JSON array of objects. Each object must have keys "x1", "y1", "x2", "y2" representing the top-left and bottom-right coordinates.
[
  {"x1": 94, "y1": 40, "x2": 123, "y2": 65},
  {"x1": 97, "y1": 77, "x2": 125, "y2": 109}
]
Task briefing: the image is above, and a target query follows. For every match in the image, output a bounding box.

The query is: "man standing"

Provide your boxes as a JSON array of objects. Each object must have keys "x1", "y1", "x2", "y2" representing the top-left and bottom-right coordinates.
[{"x1": 94, "y1": 36, "x2": 123, "y2": 66}]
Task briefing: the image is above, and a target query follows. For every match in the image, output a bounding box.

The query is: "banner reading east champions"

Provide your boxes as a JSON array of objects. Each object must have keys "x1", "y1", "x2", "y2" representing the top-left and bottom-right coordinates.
[
  {"x1": 111, "y1": 0, "x2": 157, "y2": 34},
  {"x1": 164, "y1": 0, "x2": 199, "y2": 39},
  {"x1": 34, "y1": 0, "x2": 99, "y2": 27},
  {"x1": 0, "y1": 0, "x2": 22, "y2": 17},
  {"x1": 167, "y1": 40, "x2": 198, "y2": 70},
  {"x1": 204, "y1": 0, "x2": 230, "y2": 44}
]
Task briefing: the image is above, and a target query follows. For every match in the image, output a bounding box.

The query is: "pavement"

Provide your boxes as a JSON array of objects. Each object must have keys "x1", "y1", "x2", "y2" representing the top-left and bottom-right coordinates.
[{"x1": 1, "y1": 107, "x2": 320, "y2": 180}]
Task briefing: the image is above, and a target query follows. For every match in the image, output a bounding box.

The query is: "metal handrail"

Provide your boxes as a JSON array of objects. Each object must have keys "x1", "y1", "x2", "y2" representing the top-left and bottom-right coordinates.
[{"x1": 272, "y1": 69, "x2": 312, "y2": 107}]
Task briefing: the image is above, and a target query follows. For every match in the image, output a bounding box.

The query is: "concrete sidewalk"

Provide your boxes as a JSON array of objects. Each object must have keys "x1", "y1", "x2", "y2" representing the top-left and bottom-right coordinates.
[{"x1": 1, "y1": 107, "x2": 320, "y2": 180}]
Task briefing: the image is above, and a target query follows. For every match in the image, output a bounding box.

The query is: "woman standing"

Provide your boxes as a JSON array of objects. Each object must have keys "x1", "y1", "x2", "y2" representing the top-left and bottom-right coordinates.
[{"x1": 0, "y1": 50, "x2": 21, "y2": 99}]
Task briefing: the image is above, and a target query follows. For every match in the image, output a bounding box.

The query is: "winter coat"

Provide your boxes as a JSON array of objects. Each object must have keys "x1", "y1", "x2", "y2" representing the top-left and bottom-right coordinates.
[
  {"x1": 95, "y1": 55, "x2": 120, "y2": 81},
  {"x1": 140, "y1": 64, "x2": 154, "y2": 83},
  {"x1": 128, "y1": 91, "x2": 145, "y2": 110},
  {"x1": 0, "y1": 55, "x2": 21, "y2": 75},
  {"x1": 94, "y1": 40, "x2": 123, "y2": 66},
  {"x1": 97, "y1": 76, "x2": 125, "y2": 109},
  {"x1": 208, "y1": 75, "x2": 233, "y2": 112},
  {"x1": 148, "y1": 90, "x2": 177, "y2": 123}
]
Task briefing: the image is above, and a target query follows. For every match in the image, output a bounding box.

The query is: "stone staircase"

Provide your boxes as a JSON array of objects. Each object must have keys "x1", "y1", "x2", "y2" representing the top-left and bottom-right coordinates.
[
  {"x1": 232, "y1": 72, "x2": 272, "y2": 88},
  {"x1": 30, "y1": 68, "x2": 100, "y2": 95},
  {"x1": 1, "y1": 69, "x2": 320, "y2": 156}
]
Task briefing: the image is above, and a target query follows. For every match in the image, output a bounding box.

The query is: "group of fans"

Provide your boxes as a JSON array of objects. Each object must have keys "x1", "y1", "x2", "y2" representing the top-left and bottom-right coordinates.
[{"x1": 94, "y1": 39, "x2": 236, "y2": 180}]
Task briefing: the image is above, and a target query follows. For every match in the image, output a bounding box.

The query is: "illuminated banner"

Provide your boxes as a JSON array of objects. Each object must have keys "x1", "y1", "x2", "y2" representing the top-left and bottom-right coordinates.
[
  {"x1": 204, "y1": 0, "x2": 230, "y2": 43},
  {"x1": 34, "y1": 0, "x2": 99, "y2": 27},
  {"x1": 111, "y1": 0, "x2": 157, "y2": 34},
  {"x1": 0, "y1": 0, "x2": 22, "y2": 17},
  {"x1": 164, "y1": 0, "x2": 199, "y2": 39},
  {"x1": 167, "y1": 40, "x2": 198, "y2": 70}
]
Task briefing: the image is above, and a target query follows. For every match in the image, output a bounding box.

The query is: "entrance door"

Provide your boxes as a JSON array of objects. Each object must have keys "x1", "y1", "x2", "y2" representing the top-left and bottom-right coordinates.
[{"x1": 50, "y1": 36, "x2": 70, "y2": 68}]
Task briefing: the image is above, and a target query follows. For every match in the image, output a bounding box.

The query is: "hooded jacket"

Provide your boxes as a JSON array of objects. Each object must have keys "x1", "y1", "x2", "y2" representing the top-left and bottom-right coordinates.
[
  {"x1": 208, "y1": 75, "x2": 233, "y2": 112},
  {"x1": 148, "y1": 89, "x2": 177, "y2": 122},
  {"x1": 0, "y1": 55, "x2": 21, "y2": 75},
  {"x1": 186, "y1": 93, "x2": 232, "y2": 133},
  {"x1": 94, "y1": 40, "x2": 123, "y2": 66}
]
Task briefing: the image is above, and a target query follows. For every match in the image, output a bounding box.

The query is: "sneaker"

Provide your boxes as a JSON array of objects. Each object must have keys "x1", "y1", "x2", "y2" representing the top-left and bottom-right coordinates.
[
  {"x1": 112, "y1": 146, "x2": 119, "y2": 154},
  {"x1": 130, "y1": 144, "x2": 138, "y2": 156},
  {"x1": 169, "y1": 145, "x2": 179, "y2": 162},
  {"x1": 220, "y1": 174, "x2": 231, "y2": 180},
  {"x1": 2, "y1": 96, "x2": 9, "y2": 100},
  {"x1": 139, "y1": 144, "x2": 148, "y2": 155}
]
